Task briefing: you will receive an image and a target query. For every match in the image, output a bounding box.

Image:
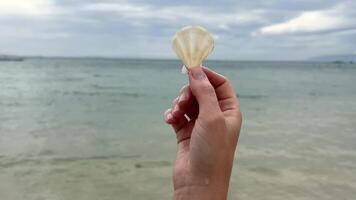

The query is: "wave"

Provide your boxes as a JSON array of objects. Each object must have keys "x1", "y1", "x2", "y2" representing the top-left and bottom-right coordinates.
[
  {"x1": 52, "y1": 90, "x2": 143, "y2": 98},
  {"x1": 61, "y1": 77, "x2": 84, "y2": 82},
  {"x1": 0, "y1": 154, "x2": 142, "y2": 168},
  {"x1": 91, "y1": 84, "x2": 124, "y2": 90},
  {"x1": 92, "y1": 74, "x2": 114, "y2": 78},
  {"x1": 238, "y1": 94, "x2": 268, "y2": 99},
  {"x1": 0, "y1": 102, "x2": 22, "y2": 107}
]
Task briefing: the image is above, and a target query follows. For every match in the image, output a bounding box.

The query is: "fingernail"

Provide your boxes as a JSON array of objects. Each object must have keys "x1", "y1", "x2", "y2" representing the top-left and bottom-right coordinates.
[{"x1": 190, "y1": 67, "x2": 207, "y2": 80}]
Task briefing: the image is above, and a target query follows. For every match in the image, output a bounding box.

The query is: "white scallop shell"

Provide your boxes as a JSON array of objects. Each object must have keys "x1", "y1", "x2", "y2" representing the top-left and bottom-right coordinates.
[{"x1": 172, "y1": 26, "x2": 214, "y2": 70}]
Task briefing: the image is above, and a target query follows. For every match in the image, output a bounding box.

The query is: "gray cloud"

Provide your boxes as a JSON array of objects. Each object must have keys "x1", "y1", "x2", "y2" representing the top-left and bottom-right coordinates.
[
  {"x1": 0, "y1": 0, "x2": 355, "y2": 60},
  {"x1": 256, "y1": 1, "x2": 356, "y2": 35}
]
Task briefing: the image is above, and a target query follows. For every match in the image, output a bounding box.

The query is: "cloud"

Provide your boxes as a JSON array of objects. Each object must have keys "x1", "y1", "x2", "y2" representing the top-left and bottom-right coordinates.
[
  {"x1": 0, "y1": 0, "x2": 355, "y2": 60},
  {"x1": 260, "y1": 12, "x2": 344, "y2": 35},
  {"x1": 82, "y1": 2, "x2": 265, "y2": 29},
  {"x1": 84, "y1": 2, "x2": 149, "y2": 13},
  {"x1": 257, "y1": 3, "x2": 355, "y2": 35},
  {"x1": 0, "y1": 26, "x2": 70, "y2": 39},
  {"x1": 0, "y1": 0, "x2": 56, "y2": 17}
]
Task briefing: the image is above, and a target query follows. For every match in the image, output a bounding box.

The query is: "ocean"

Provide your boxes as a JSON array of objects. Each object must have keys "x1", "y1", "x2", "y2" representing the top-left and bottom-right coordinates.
[{"x1": 0, "y1": 58, "x2": 355, "y2": 199}]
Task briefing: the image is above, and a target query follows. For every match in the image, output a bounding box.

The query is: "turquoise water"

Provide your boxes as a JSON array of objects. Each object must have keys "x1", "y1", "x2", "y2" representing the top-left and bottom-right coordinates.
[{"x1": 0, "y1": 58, "x2": 356, "y2": 199}]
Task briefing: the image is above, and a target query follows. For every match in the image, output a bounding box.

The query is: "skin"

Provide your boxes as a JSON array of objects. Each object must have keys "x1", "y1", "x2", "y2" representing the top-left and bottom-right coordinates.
[{"x1": 164, "y1": 66, "x2": 242, "y2": 200}]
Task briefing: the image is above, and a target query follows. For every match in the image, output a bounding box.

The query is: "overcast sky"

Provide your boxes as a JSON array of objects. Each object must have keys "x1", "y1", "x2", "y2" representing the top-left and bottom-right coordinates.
[{"x1": 0, "y1": 0, "x2": 355, "y2": 60}]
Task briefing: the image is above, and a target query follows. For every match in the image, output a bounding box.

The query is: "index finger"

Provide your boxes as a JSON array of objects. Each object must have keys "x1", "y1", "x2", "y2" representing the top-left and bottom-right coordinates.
[{"x1": 202, "y1": 67, "x2": 237, "y2": 101}]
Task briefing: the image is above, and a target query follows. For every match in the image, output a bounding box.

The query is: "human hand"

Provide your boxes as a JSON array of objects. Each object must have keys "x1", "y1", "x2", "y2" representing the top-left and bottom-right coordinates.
[{"x1": 164, "y1": 67, "x2": 242, "y2": 200}]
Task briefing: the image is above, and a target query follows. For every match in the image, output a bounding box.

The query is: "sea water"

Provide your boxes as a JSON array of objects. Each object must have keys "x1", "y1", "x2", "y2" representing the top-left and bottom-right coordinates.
[{"x1": 0, "y1": 58, "x2": 355, "y2": 199}]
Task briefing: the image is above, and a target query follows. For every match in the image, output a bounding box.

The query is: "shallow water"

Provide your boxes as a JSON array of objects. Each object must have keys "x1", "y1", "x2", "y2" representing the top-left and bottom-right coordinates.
[{"x1": 0, "y1": 58, "x2": 356, "y2": 199}]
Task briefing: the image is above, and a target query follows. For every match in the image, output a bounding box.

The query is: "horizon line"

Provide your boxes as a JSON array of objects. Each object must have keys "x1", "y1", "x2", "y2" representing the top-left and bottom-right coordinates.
[
  {"x1": 1, "y1": 54, "x2": 355, "y2": 62},
  {"x1": 0, "y1": 54, "x2": 310, "y2": 62}
]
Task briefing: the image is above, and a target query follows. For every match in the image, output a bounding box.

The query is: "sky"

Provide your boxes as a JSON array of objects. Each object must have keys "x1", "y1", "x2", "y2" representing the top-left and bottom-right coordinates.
[{"x1": 0, "y1": 0, "x2": 356, "y2": 60}]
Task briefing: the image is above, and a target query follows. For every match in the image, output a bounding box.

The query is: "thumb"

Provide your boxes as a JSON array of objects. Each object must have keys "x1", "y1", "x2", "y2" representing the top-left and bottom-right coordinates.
[{"x1": 188, "y1": 67, "x2": 220, "y2": 115}]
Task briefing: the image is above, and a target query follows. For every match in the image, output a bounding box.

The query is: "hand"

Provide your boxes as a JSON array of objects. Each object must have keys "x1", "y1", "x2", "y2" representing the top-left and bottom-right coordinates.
[{"x1": 164, "y1": 66, "x2": 242, "y2": 200}]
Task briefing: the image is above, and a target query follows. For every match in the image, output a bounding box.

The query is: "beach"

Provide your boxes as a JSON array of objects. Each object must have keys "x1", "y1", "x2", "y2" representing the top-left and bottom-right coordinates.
[{"x1": 1, "y1": 58, "x2": 356, "y2": 199}]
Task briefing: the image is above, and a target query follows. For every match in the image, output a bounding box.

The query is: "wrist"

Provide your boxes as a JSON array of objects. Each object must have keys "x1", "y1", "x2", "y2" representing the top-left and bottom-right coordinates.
[{"x1": 173, "y1": 184, "x2": 228, "y2": 200}]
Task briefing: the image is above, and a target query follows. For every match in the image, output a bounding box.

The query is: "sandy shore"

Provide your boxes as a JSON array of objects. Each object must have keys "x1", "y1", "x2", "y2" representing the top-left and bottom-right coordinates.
[{"x1": 1, "y1": 144, "x2": 356, "y2": 200}]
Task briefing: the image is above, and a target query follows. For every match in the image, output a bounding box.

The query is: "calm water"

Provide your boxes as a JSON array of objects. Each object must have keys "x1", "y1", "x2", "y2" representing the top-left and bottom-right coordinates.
[{"x1": 0, "y1": 58, "x2": 355, "y2": 199}]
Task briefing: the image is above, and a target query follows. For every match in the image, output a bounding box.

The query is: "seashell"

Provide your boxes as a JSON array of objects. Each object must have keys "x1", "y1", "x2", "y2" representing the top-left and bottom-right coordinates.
[{"x1": 172, "y1": 26, "x2": 214, "y2": 70}]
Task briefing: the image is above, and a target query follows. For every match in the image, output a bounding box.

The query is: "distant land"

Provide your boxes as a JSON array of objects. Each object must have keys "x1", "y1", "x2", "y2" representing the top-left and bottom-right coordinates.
[
  {"x1": 310, "y1": 54, "x2": 356, "y2": 62},
  {"x1": 0, "y1": 55, "x2": 24, "y2": 61}
]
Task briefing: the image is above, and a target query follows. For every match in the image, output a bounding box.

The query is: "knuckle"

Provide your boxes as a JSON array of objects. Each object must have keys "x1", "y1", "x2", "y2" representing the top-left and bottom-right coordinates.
[
  {"x1": 180, "y1": 84, "x2": 189, "y2": 93},
  {"x1": 164, "y1": 109, "x2": 171, "y2": 115},
  {"x1": 225, "y1": 80, "x2": 235, "y2": 92},
  {"x1": 231, "y1": 110, "x2": 242, "y2": 124},
  {"x1": 172, "y1": 97, "x2": 179, "y2": 107},
  {"x1": 227, "y1": 80, "x2": 234, "y2": 90},
  {"x1": 231, "y1": 108, "x2": 241, "y2": 117},
  {"x1": 197, "y1": 83, "x2": 215, "y2": 95},
  {"x1": 225, "y1": 79, "x2": 231, "y2": 85}
]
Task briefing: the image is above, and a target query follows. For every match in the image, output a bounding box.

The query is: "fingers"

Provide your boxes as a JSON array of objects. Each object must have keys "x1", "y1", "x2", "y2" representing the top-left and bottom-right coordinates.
[
  {"x1": 164, "y1": 108, "x2": 188, "y2": 132},
  {"x1": 202, "y1": 67, "x2": 242, "y2": 142},
  {"x1": 202, "y1": 67, "x2": 237, "y2": 100},
  {"x1": 188, "y1": 67, "x2": 221, "y2": 115},
  {"x1": 202, "y1": 67, "x2": 240, "y2": 113},
  {"x1": 164, "y1": 85, "x2": 197, "y2": 133},
  {"x1": 174, "y1": 85, "x2": 193, "y2": 116},
  {"x1": 164, "y1": 108, "x2": 174, "y2": 124}
]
